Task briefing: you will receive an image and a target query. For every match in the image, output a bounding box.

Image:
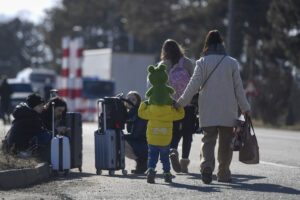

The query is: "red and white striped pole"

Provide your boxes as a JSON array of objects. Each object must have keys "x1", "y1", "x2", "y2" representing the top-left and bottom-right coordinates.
[
  {"x1": 59, "y1": 36, "x2": 83, "y2": 113},
  {"x1": 67, "y1": 37, "x2": 83, "y2": 112},
  {"x1": 58, "y1": 36, "x2": 70, "y2": 100},
  {"x1": 74, "y1": 37, "x2": 83, "y2": 113}
]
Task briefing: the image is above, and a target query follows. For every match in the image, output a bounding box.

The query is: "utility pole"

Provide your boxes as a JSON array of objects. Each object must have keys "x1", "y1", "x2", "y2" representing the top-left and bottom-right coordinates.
[{"x1": 227, "y1": 0, "x2": 236, "y2": 57}]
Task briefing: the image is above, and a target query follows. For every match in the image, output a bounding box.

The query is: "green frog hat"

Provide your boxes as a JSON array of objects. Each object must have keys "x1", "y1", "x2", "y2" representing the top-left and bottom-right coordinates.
[{"x1": 146, "y1": 64, "x2": 175, "y2": 105}]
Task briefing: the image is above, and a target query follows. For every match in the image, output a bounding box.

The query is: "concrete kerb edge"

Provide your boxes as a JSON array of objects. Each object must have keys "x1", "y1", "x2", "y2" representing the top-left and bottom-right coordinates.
[{"x1": 0, "y1": 162, "x2": 50, "y2": 190}]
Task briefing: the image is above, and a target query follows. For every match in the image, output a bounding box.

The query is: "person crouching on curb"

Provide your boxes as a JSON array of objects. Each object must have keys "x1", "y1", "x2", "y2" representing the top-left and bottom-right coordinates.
[
  {"x1": 124, "y1": 91, "x2": 148, "y2": 174},
  {"x1": 2, "y1": 93, "x2": 47, "y2": 155},
  {"x1": 138, "y1": 64, "x2": 184, "y2": 183}
]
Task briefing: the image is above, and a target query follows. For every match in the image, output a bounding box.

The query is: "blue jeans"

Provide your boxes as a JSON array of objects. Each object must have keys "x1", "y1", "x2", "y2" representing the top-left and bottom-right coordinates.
[
  {"x1": 31, "y1": 132, "x2": 51, "y2": 146},
  {"x1": 148, "y1": 144, "x2": 170, "y2": 173}
]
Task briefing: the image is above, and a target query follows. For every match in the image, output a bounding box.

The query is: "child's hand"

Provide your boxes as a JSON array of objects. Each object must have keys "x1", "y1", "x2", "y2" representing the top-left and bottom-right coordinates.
[{"x1": 173, "y1": 102, "x2": 181, "y2": 110}]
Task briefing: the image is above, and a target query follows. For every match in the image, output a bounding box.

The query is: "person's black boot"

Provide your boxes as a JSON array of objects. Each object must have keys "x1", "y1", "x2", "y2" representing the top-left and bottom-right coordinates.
[
  {"x1": 201, "y1": 167, "x2": 213, "y2": 184},
  {"x1": 131, "y1": 159, "x2": 148, "y2": 174}
]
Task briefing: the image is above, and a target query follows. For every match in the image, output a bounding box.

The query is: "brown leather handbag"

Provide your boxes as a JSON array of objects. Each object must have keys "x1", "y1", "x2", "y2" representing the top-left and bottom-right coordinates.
[{"x1": 238, "y1": 115, "x2": 260, "y2": 164}]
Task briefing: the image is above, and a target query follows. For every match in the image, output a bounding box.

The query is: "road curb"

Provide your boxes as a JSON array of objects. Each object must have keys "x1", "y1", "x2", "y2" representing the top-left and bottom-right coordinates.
[{"x1": 0, "y1": 162, "x2": 50, "y2": 190}]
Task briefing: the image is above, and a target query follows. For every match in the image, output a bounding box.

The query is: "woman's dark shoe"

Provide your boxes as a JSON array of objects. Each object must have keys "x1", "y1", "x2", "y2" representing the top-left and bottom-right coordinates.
[
  {"x1": 180, "y1": 158, "x2": 190, "y2": 173},
  {"x1": 217, "y1": 170, "x2": 232, "y2": 183},
  {"x1": 131, "y1": 159, "x2": 147, "y2": 174},
  {"x1": 201, "y1": 167, "x2": 213, "y2": 184},
  {"x1": 169, "y1": 149, "x2": 181, "y2": 173}
]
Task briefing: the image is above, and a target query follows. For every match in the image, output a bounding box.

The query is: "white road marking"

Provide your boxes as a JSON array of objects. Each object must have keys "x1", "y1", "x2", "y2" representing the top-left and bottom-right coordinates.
[{"x1": 260, "y1": 161, "x2": 300, "y2": 169}]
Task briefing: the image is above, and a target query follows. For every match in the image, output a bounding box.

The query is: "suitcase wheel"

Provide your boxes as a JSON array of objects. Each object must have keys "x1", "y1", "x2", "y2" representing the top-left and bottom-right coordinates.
[
  {"x1": 109, "y1": 170, "x2": 115, "y2": 176},
  {"x1": 79, "y1": 167, "x2": 82, "y2": 173},
  {"x1": 96, "y1": 169, "x2": 102, "y2": 175},
  {"x1": 122, "y1": 169, "x2": 128, "y2": 175},
  {"x1": 64, "y1": 169, "x2": 69, "y2": 176}
]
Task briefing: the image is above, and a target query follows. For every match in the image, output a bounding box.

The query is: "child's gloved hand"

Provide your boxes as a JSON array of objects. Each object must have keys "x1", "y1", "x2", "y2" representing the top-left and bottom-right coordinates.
[{"x1": 173, "y1": 102, "x2": 181, "y2": 110}]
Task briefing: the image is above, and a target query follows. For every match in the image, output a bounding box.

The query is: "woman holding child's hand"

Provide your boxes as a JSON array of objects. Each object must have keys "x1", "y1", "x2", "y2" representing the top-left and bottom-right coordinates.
[{"x1": 176, "y1": 30, "x2": 250, "y2": 184}]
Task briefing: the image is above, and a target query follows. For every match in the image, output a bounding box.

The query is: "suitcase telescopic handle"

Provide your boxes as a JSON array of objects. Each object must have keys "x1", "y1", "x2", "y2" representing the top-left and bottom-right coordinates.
[
  {"x1": 97, "y1": 99, "x2": 106, "y2": 133},
  {"x1": 52, "y1": 102, "x2": 55, "y2": 138}
]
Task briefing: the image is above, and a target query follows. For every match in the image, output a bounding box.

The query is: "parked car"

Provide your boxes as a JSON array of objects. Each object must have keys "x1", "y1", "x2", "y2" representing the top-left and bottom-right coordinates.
[
  {"x1": 7, "y1": 79, "x2": 33, "y2": 110},
  {"x1": 16, "y1": 67, "x2": 56, "y2": 98},
  {"x1": 82, "y1": 77, "x2": 115, "y2": 99}
]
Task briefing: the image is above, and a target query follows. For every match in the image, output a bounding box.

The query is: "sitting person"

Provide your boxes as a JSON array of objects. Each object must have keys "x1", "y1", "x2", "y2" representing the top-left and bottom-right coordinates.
[
  {"x1": 40, "y1": 96, "x2": 68, "y2": 135},
  {"x1": 2, "y1": 93, "x2": 48, "y2": 154},
  {"x1": 124, "y1": 91, "x2": 148, "y2": 174},
  {"x1": 32, "y1": 96, "x2": 68, "y2": 162}
]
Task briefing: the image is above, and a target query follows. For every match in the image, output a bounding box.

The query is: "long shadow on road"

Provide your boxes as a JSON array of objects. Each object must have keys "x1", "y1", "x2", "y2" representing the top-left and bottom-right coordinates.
[
  {"x1": 217, "y1": 174, "x2": 300, "y2": 195},
  {"x1": 228, "y1": 182, "x2": 300, "y2": 194},
  {"x1": 53, "y1": 172, "x2": 300, "y2": 195},
  {"x1": 170, "y1": 173, "x2": 300, "y2": 194},
  {"x1": 159, "y1": 182, "x2": 221, "y2": 192},
  {"x1": 48, "y1": 171, "x2": 96, "y2": 182},
  {"x1": 108, "y1": 173, "x2": 220, "y2": 192}
]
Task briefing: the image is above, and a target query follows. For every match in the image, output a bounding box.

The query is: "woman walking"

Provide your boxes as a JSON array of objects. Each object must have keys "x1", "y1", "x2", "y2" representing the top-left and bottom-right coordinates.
[
  {"x1": 175, "y1": 30, "x2": 250, "y2": 183},
  {"x1": 159, "y1": 39, "x2": 196, "y2": 173}
]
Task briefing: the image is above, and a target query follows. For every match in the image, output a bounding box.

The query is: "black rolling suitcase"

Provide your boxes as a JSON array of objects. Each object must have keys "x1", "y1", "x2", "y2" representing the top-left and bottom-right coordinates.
[{"x1": 66, "y1": 112, "x2": 83, "y2": 172}]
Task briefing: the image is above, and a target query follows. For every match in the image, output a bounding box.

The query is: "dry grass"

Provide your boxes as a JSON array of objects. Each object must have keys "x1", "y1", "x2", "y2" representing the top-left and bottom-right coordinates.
[
  {"x1": 0, "y1": 148, "x2": 39, "y2": 171},
  {"x1": 0, "y1": 123, "x2": 40, "y2": 171}
]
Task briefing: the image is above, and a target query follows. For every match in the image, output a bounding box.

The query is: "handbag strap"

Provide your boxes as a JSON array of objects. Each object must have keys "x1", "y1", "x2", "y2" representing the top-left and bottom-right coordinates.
[
  {"x1": 200, "y1": 55, "x2": 226, "y2": 91},
  {"x1": 246, "y1": 115, "x2": 256, "y2": 135}
]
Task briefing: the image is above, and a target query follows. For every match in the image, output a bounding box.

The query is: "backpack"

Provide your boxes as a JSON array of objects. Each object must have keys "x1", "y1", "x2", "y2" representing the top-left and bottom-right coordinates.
[
  {"x1": 168, "y1": 57, "x2": 190, "y2": 100},
  {"x1": 99, "y1": 96, "x2": 129, "y2": 132}
]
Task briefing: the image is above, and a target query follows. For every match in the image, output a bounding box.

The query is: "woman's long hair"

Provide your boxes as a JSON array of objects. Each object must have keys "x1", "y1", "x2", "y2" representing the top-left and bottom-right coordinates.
[
  {"x1": 160, "y1": 39, "x2": 185, "y2": 66},
  {"x1": 44, "y1": 96, "x2": 67, "y2": 121},
  {"x1": 201, "y1": 30, "x2": 224, "y2": 57}
]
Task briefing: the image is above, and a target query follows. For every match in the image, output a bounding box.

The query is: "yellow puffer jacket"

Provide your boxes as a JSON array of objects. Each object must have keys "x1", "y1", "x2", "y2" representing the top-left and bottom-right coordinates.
[{"x1": 138, "y1": 102, "x2": 184, "y2": 146}]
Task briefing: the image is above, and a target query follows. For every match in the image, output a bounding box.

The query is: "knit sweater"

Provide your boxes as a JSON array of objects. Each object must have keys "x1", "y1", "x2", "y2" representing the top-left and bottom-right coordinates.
[{"x1": 177, "y1": 55, "x2": 250, "y2": 127}]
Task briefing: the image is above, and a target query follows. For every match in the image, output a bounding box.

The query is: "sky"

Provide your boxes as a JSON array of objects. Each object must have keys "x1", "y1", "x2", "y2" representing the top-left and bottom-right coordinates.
[{"x1": 0, "y1": 0, "x2": 61, "y2": 24}]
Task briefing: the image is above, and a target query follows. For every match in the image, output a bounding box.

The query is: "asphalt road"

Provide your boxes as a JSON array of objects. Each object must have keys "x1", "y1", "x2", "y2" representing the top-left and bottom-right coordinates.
[{"x1": 0, "y1": 122, "x2": 300, "y2": 200}]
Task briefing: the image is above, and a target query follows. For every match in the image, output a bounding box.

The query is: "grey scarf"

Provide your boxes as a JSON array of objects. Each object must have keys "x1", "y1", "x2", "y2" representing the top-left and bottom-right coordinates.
[{"x1": 204, "y1": 43, "x2": 227, "y2": 56}]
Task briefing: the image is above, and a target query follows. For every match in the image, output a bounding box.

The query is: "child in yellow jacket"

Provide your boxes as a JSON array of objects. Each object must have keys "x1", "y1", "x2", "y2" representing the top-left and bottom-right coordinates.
[{"x1": 138, "y1": 64, "x2": 184, "y2": 183}]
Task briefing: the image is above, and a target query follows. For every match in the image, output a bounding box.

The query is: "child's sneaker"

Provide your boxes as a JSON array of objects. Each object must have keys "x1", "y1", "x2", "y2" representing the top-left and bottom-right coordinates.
[
  {"x1": 163, "y1": 172, "x2": 172, "y2": 183},
  {"x1": 146, "y1": 168, "x2": 156, "y2": 184}
]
